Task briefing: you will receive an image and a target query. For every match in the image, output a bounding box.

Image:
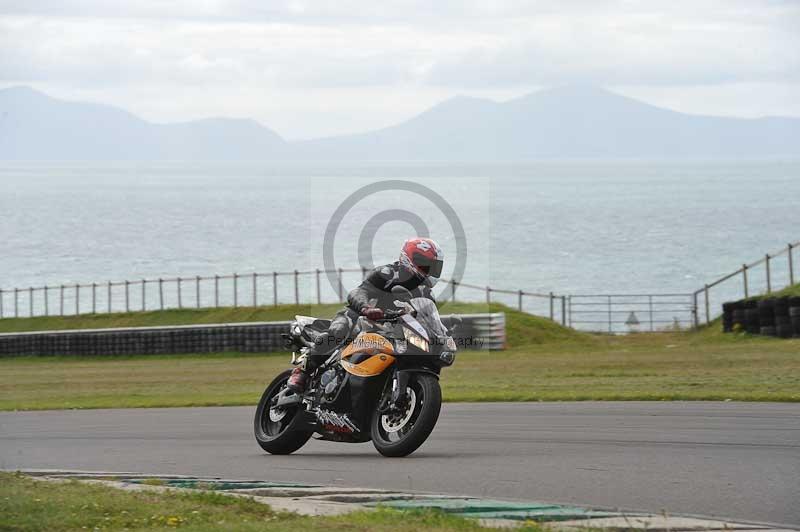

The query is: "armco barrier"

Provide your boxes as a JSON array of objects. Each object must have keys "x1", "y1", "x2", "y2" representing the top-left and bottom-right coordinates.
[{"x1": 0, "y1": 313, "x2": 505, "y2": 356}]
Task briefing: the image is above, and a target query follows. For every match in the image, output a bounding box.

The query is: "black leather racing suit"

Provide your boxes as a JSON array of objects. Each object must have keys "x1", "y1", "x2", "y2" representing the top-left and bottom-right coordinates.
[{"x1": 305, "y1": 262, "x2": 433, "y2": 370}]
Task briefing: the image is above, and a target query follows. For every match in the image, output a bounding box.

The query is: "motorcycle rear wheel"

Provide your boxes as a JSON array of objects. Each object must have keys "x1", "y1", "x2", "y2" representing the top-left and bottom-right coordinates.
[
  {"x1": 370, "y1": 373, "x2": 441, "y2": 457},
  {"x1": 254, "y1": 369, "x2": 313, "y2": 455}
]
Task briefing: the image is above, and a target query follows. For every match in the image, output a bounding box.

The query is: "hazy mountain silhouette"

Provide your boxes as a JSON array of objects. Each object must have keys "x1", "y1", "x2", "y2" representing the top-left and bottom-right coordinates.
[
  {"x1": 0, "y1": 86, "x2": 286, "y2": 160},
  {"x1": 1, "y1": 85, "x2": 798, "y2": 161},
  {"x1": 296, "y1": 85, "x2": 800, "y2": 160}
]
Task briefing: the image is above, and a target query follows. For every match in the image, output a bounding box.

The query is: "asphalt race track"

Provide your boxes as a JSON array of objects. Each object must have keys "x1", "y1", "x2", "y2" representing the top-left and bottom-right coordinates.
[{"x1": 1, "y1": 402, "x2": 798, "y2": 527}]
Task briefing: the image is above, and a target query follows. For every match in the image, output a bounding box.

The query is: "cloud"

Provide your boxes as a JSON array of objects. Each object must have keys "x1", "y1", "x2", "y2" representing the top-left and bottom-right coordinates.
[
  {"x1": 1, "y1": 1, "x2": 797, "y2": 89},
  {"x1": 0, "y1": 0, "x2": 798, "y2": 136}
]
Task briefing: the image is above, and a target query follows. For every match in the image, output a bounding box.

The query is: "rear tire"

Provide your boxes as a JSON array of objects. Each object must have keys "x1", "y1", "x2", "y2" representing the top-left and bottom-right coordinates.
[
  {"x1": 371, "y1": 373, "x2": 441, "y2": 457},
  {"x1": 254, "y1": 370, "x2": 313, "y2": 455}
]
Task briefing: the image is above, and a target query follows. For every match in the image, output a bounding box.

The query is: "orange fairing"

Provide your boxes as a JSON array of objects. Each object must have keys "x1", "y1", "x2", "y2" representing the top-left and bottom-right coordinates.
[{"x1": 340, "y1": 333, "x2": 396, "y2": 377}]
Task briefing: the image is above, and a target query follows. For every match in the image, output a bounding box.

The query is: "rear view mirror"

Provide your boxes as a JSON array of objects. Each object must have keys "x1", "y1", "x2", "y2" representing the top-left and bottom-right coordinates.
[{"x1": 448, "y1": 315, "x2": 463, "y2": 334}]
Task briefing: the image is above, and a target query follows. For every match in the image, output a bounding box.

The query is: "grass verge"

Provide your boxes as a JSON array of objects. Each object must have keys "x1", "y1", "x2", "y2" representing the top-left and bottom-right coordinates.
[
  {"x1": 0, "y1": 472, "x2": 538, "y2": 531},
  {"x1": 0, "y1": 328, "x2": 797, "y2": 410},
  {"x1": 0, "y1": 302, "x2": 798, "y2": 410}
]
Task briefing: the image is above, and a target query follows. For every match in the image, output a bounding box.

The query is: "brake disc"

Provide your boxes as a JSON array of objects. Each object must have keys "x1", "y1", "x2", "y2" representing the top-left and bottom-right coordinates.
[{"x1": 381, "y1": 388, "x2": 417, "y2": 433}]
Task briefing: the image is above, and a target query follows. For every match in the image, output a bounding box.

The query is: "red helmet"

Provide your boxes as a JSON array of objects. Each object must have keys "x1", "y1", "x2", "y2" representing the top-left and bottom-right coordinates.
[{"x1": 399, "y1": 237, "x2": 444, "y2": 282}]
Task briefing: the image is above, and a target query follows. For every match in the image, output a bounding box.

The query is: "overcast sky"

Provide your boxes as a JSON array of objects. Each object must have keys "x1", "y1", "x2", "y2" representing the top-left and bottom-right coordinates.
[{"x1": 1, "y1": 0, "x2": 798, "y2": 139}]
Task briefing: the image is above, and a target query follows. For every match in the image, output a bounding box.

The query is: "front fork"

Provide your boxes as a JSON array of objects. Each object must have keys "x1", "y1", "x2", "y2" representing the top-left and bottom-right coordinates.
[{"x1": 378, "y1": 368, "x2": 410, "y2": 413}]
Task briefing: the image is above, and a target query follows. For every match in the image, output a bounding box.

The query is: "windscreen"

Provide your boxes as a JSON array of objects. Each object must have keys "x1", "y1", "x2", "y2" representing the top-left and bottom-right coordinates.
[{"x1": 409, "y1": 297, "x2": 448, "y2": 339}]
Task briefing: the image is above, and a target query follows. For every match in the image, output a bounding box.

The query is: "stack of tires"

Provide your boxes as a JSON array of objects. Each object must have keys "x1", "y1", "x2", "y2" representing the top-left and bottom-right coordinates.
[
  {"x1": 758, "y1": 298, "x2": 776, "y2": 336},
  {"x1": 722, "y1": 296, "x2": 800, "y2": 338},
  {"x1": 791, "y1": 296, "x2": 800, "y2": 337}
]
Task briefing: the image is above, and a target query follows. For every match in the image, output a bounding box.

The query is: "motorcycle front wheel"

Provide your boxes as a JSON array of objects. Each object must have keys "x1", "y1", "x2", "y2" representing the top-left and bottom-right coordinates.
[
  {"x1": 254, "y1": 369, "x2": 313, "y2": 455},
  {"x1": 370, "y1": 373, "x2": 441, "y2": 457}
]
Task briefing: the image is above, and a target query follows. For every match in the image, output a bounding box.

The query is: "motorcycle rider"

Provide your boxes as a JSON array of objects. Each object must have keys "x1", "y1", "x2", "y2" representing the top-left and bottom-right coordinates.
[{"x1": 287, "y1": 237, "x2": 444, "y2": 392}]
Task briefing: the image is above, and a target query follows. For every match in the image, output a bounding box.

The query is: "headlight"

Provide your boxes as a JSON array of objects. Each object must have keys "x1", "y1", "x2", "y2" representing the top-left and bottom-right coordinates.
[
  {"x1": 439, "y1": 351, "x2": 456, "y2": 366},
  {"x1": 405, "y1": 330, "x2": 429, "y2": 352}
]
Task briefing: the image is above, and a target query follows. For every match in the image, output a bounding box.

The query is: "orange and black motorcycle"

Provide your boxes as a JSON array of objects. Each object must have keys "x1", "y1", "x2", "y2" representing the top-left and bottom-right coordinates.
[{"x1": 254, "y1": 288, "x2": 457, "y2": 457}]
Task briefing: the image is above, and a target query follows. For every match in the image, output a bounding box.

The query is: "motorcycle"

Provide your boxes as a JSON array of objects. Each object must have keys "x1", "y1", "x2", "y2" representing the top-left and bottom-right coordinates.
[{"x1": 254, "y1": 286, "x2": 458, "y2": 457}]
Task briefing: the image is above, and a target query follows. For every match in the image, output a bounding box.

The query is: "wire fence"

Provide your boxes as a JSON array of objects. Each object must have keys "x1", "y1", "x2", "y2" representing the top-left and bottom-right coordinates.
[
  {"x1": 567, "y1": 294, "x2": 695, "y2": 334},
  {"x1": 693, "y1": 241, "x2": 798, "y2": 328},
  {"x1": 0, "y1": 240, "x2": 795, "y2": 333},
  {"x1": 0, "y1": 268, "x2": 568, "y2": 326}
]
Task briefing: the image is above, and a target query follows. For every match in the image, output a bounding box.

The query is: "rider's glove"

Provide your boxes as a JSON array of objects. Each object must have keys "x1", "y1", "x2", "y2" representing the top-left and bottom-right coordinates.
[{"x1": 361, "y1": 307, "x2": 384, "y2": 321}]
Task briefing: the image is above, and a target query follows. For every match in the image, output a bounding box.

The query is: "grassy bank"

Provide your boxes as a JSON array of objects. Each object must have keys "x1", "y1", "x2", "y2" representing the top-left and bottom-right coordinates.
[
  {"x1": 0, "y1": 302, "x2": 798, "y2": 410},
  {"x1": 0, "y1": 301, "x2": 541, "y2": 334},
  {"x1": 0, "y1": 472, "x2": 528, "y2": 532},
  {"x1": 1, "y1": 328, "x2": 797, "y2": 410}
]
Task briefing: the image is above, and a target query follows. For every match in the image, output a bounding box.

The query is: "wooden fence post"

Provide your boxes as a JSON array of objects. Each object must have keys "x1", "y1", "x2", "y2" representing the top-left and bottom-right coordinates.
[
  {"x1": 765, "y1": 254, "x2": 771, "y2": 293},
  {"x1": 704, "y1": 284, "x2": 710, "y2": 326},
  {"x1": 742, "y1": 264, "x2": 749, "y2": 298},
  {"x1": 29, "y1": 287, "x2": 33, "y2": 317},
  {"x1": 486, "y1": 286, "x2": 491, "y2": 304},
  {"x1": 214, "y1": 275, "x2": 219, "y2": 308},
  {"x1": 141, "y1": 280, "x2": 146, "y2": 311},
  {"x1": 92, "y1": 283, "x2": 97, "y2": 314},
  {"x1": 294, "y1": 270, "x2": 299, "y2": 305},
  {"x1": 315, "y1": 269, "x2": 321, "y2": 304},
  {"x1": 60, "y1": 285, "x2": 65, "y2": 316},
  {"x1": 196, "y1": 276, "x2": 201, "y2": 308},
  {"x1": 125, "y1": 280, "x2": 130, "y2": 312},
  {"x1": 107, "y1": 282, "x2": 112, "y2": 313},
  {"x1": 177, "y1": 277, "x2": 183, "y2": 309},
  {"x1": 273, "y1": 272, "x2": 278, "y2": 307},
  {"x1": 517, "y1": 290, "x2": 523, "y2": 311},
  {"x1": 789, "y1": 243, "x2": 795, "y2": 286},
  {"x1": 75, "y1": 284, "x2": 80, "y2": 315},
  {"x1": 44, "y1": 286, "x2": 48, "y2": 316},
  {"x1": 338, "y1": 269, "x2": 343, "y2": 302},
  {"x1": 549, "y1": 292, "x2": 554, "y2": 320},
  {"x1": 451, "y1": 279, "x2": 457, "y2": 302},
  {"x1": 252, "y1": 273, "x2": 257, "y2": 307},
  {"x1": 158, "y1": 279, "x2": 164, "y2": 310},
  {"x1": 14, "y1": 288, "x2": 19, "y2": 318},
  {"x1": 233, "y1": 273, "x2": 238, "y2": 307},
  {"x1": 562, "y1": 296, "x2": 567, "y2": 327}
]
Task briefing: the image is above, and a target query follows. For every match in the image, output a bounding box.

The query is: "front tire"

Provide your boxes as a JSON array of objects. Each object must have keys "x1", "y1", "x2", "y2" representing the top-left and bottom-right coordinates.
[
  {"x1": 254, "y1": 369, "x2": 313, "y2": 455},
  {"x1": 370, "y1": 373, "x2": 441, "y2": 457}
]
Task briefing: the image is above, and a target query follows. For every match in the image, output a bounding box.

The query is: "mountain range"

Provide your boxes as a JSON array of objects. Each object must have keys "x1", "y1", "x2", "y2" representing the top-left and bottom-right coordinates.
[{"x1": 1, "y1": 85, "x2": 798, "y2": 161}]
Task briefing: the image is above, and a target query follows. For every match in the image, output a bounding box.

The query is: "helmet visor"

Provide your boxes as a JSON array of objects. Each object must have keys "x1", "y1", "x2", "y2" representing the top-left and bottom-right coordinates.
[{"x1": 412, "y1": 253, "x2": 443, "y2": 278}]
